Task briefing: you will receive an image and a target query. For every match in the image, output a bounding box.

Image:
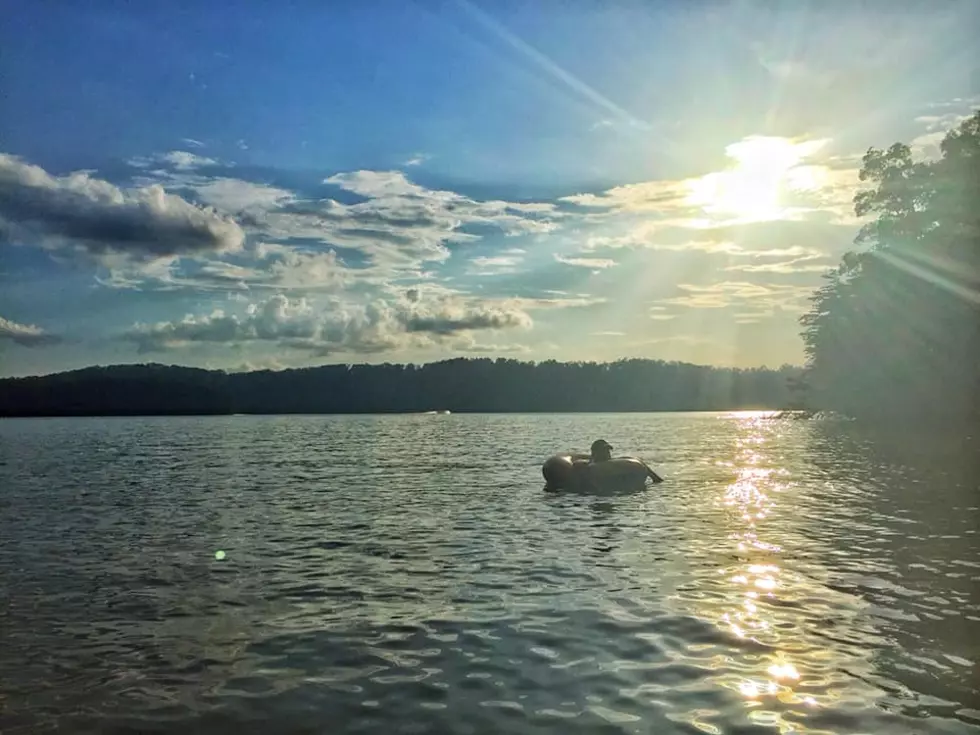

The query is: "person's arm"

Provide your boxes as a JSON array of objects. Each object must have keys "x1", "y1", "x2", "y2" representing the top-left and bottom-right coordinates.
[{"x1": 645, "y1": 463, "x2": 663, "y2": 483}]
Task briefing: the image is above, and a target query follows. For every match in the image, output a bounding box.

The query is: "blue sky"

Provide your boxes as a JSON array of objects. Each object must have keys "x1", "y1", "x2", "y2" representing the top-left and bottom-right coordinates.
[{"x1": 1, "y1": 0, "x2": 978, "y2": 376}]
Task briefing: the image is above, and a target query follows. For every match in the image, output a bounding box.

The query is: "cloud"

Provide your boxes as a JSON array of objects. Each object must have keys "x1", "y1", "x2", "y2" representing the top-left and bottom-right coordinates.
[
  {"x1": 0, "y1": 153, "x2": 245, "y2": 263},
  {"x1": 582, "y1": 217, "x2": 853, "y2": 262},
  {"x1": 560, "y1": 179, "x2": 690, "y2": 213},
  {"x1": 185, "y1": 178, "x2": 294, "y2": 214},
  {"x1": 100, "y1": 243, "x2": 353, "y2": 294},
  {"x1": 656, "y1": 281, "x2": 814, "y2": 318},
  {"x1": 116, "y1": 168, "x2": 559, "y2": 283},
  {"x1": 403, "y1": 153, "x2": 430, "y2": 167},
  {"x1": 554, "y1": 254, "x2": 617, "y2": 269},
  {"x1": 129, "y1": 150, "x2": 219, "y2": 170},
  {"x1": 122, "y1": 290, "x2": 534, "y2": 355},
  {"x1": 724, "y1": 257, "x2": 831, "y2": 274},
  {"x1": 0, "y1": 315, "x2": 61, "y2": 347},
  {"x1": 507, "y1": 295, "x2": 606, "y2": 310},
  {"x1": 323, "y1": 170, "x2": 558, "y2": 234},
  {"x1": 560, "y1": 135, "x2": 856, "y2": 229},
  {"x1": 468, "y1": 254, "x2": 524, "y2": 276},
  {"x1": 252, "y1": 170, "x2": 558, "y2": 275},
  {"x1": 910, "y1": 111, "x2": 975, "y2": 159},
  {"x1": 404, "y1": 304, "x2": 531, "y2": 335},
  {"x1": 181, "y1": 138, "x2": 205, "y2": 149}
]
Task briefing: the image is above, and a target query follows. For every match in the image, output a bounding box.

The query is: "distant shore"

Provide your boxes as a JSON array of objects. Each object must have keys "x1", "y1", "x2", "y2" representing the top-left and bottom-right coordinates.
[{"x1": 0, "y1": 358, "x2": 804, "y2": 418}]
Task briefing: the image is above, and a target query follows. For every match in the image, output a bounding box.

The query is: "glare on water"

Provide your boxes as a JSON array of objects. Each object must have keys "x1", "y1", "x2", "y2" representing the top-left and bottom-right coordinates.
[{"x1": 0, "y1": 412, "x2": 977, "y2": 734}]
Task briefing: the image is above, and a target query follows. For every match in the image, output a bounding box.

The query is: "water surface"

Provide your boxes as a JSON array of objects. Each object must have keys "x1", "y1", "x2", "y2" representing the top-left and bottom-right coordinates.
[{"x1": 1, "y1": 412, "x2": 978, "y2": 734}]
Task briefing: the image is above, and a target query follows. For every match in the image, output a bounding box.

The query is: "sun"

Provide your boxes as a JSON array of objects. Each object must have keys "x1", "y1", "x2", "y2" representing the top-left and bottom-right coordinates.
[{"x1": 686, "y1": 136, "x2": 829, "y2": 223}]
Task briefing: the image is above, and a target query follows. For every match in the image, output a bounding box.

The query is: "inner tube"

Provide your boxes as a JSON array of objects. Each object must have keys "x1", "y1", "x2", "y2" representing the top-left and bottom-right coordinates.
[{"x1": 542, "y1": 453, "x2": 662, "y2": 493}]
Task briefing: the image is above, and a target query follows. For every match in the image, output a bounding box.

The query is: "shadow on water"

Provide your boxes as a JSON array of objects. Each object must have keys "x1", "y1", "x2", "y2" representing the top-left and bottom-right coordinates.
[{"x1": 798, "y1": 422, "x2": 980, "y2": 719}]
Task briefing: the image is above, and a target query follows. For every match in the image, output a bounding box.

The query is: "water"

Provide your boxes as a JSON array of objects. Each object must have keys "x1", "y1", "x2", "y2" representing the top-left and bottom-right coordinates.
[{"x1": 1, "y1": 412, "x2": 977, "y2": 734}]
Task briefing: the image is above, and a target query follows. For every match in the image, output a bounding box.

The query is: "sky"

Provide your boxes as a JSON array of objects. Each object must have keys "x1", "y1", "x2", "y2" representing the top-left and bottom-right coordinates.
[{"x1": 1, "y1": 0, "x2": 978, "y2": 377}]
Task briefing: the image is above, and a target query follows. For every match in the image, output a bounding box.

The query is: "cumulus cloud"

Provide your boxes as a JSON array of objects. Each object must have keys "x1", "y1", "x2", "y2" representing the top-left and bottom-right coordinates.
[
  {"x1": 124, "y1": 168, "x2": 560, "y2": 283},
  {"x1": 0, "y1": 153, "x2": 244, "y2": 262},
  {"x1": 404, "y1": 302, "x2": 531, "y2": 334},
  {"x1": 188, "y1": 178, "x2": 294, "y2": 214},
  {"x1": 122, "y1": 291, "x2": 534, "y2": 355},
  {"x1": 0, "y1": 315, "x2": 61, "y2": 347}
]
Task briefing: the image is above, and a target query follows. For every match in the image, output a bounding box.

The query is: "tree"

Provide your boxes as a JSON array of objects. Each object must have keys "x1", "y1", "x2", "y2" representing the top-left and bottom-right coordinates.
[{"x1": 799, "y1": 111, "x2": 980, "y2": 423}]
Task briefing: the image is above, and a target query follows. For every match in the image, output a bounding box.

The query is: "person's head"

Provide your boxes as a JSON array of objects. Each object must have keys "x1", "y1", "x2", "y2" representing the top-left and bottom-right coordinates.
[{"x1": 590, "y1": 439, "x2": 613, "y2": 461}]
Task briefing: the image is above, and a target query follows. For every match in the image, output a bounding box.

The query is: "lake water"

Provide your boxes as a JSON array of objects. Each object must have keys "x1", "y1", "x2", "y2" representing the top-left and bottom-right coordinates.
[{"x1": 1, "y1": 412, "x2": 978, "y2": 734}]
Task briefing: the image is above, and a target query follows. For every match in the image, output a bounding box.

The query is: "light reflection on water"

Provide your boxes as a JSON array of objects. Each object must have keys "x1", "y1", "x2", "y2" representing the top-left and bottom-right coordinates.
[{"x1": 0, "y1": 412, "x2": 977, "y2": 734}]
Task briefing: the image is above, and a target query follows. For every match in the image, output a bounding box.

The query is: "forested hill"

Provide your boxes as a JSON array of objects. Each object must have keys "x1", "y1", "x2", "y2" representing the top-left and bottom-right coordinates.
[{"x1": 0, "y1": 359, "x2": 803, "y2": 416}]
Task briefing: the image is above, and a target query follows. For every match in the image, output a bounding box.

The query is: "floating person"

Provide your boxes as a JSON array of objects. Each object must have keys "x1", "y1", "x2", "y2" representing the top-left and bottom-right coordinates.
[{"x1": 542, "y1": 438, "x2": 663, "y2": 493}]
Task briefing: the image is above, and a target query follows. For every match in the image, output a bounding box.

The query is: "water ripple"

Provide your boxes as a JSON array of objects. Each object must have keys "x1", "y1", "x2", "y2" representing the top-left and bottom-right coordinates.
[{"x1": 1, "y1": 413, "x2": 977, "y2": 734}]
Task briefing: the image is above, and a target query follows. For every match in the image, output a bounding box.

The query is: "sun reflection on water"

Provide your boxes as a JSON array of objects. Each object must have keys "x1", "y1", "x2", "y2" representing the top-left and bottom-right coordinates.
[{"x1": 717, "y1": 413, "x2": 822, "y2": 725}]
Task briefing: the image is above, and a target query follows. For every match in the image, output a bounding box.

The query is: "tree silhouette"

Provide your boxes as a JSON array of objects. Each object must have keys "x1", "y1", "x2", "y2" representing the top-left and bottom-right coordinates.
[
  {"x1": 800, "y1": 110, "x2": 980, "y2": 423},
  {"x1": 0, "y1": 358, "x2": 802, "y2": 416}
]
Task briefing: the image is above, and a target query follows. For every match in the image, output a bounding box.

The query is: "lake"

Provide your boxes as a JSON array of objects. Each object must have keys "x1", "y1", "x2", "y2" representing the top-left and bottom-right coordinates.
[{"x1": 0, "y1": 412, "x2": 978, "y2": 734}]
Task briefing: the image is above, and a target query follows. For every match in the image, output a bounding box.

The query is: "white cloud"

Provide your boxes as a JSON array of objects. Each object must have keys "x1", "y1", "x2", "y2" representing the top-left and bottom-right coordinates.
[
  {"x1": 104, "y1": 162, "x2": 561, "y2": 290},
  {"x1": 472, "y1": 256, "x2": 523, "y2": 268},
  {"x1": 100, "y1": 244, "x2": 353, "y2": 294},
  {"x1": 467, "y1": 254, "x2": 524, "y2": 276},
  {"x1": 129, "y1": 150, "x2": 219, "y2": 170},
  {"x1": 403, "y1": 153, "x2": 430, "y2": 167},
  {"x1": 189, "y1": 178, "x2": 294, "y2": 213},
  {"x1": 240, "y1": 170, "x2": 560, "y2": 275},
  {"x1": 160, "y1": 151, "x2": 218, "y2": 170},
  {"x1": 0, "y1": 153, "x2": 244, "y2": 263},
  {"x1": 560, "y1": 179, "x2": 689, "y2": 212},
  {"x1": 0, "y1": 315, "x2": 61, "y2": 347},
  {"x1": 554, "y1": 253, "x2": 617, "y2": 269},
  {"x1": 122, "y1": 290, "x2": 534, "y2": 356}
]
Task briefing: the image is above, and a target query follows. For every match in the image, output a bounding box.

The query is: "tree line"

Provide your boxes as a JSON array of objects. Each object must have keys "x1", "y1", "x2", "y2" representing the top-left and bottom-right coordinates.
[
  {"x1": 798, "y1": 110, "x2": 979, "y2": 425},
  {"x1": 0, "y1": 358, "x2": 803, "y2": 416}
]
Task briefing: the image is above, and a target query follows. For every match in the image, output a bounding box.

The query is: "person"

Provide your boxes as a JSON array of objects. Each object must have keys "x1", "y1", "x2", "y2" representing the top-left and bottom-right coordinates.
[
  {"x1": 589, "y1": 438, "x2": 613, "y2": 462},
  {"x1": 588, "y1": 438, "x2": 663, "y2": 483},
  {"x1": 568, "y1": 438, "x2": 613, "y2": 491}
]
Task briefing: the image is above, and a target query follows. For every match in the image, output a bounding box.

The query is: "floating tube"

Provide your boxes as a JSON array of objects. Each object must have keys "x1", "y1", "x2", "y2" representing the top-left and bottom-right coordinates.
[{"x1": 542, "y1": 453, "x2": 662, "y2": 493}]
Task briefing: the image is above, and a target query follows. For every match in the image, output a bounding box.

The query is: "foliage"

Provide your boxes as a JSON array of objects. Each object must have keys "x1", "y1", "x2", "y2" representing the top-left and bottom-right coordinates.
[
  {"x1": 799, "y1": 111, "x2": 980, "y2": 423},
  {"x1": 0, "y1": 358, "x2": 802, "y2": 416}
]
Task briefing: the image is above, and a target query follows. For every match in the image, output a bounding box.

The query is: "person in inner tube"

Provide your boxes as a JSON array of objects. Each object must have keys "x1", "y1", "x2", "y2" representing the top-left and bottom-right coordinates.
[
  {"x1": 569, "y1": 439, "x2": 613, "y2": 490},
  {"x1": 574, "y1": 438, "x2": 663, "y2": 485}
]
